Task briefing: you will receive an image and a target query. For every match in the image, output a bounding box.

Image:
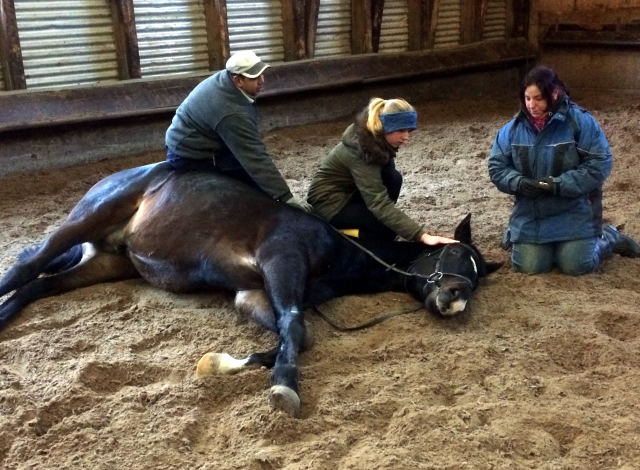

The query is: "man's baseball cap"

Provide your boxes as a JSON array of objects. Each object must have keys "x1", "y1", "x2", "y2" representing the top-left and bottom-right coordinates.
[{"x1": 226, "y1": 51, "x2": 270, "y2": 78}]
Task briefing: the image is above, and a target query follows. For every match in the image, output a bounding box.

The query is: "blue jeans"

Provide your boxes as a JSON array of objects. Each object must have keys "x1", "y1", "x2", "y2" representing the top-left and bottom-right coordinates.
[{"x1": 512, "y1": 237, "x2": 600, "y2": 275}]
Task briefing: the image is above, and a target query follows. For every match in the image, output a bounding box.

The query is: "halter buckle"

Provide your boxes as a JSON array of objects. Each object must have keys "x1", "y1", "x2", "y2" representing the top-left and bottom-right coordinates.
[{"x1": 426, "y1": 271, "x2": 443, "y2": 286}]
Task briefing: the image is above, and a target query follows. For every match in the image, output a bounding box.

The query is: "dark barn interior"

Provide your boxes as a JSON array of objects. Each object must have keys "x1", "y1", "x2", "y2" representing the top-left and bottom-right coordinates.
[{"x1": 1, "y1": 1, "x2": 640, "y2": 469}]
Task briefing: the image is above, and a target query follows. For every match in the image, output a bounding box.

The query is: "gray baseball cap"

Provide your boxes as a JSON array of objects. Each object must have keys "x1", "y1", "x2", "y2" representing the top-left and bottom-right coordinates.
[{"x1": 226, "y1": 51, "x2": 270, "y2": 78}]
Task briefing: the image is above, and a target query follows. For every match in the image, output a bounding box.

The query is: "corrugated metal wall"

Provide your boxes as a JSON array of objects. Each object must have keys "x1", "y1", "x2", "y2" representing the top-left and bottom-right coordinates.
[
  {"x1": 314, "y1": 0, "x2": 351, "y2": 58},
  {"x1": 133, "y1": 0, "x2": 210, "y2": 78},
  {"x1": 483, "y1": 0, "x2": 507, "y2": 40},
  {"x1": 378, "y1": 0, "x2": 409, "y2": 53},
  {"x1": 227, "y1": 0, "x2": 285, "y2": 63},
  {"x1": 13, "y1": 0, "x2": 119, "y2": 89},
  {"x1": 434, "y1": 0, "x2": 461, "y2": 49},
  {"x1": 2, "y1": 0, "x2": 512, "y2": 91}
]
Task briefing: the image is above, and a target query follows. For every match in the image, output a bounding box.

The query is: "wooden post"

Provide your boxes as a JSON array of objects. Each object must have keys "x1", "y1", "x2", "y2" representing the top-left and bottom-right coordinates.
[
  {"x1": 475, "y1": 0, "x2": 489, "y2": 42},
  {"x1": 371, "y1": 0, "x2": 384, "y2": 53},
  {"x1": 352, "y1": 0, "x2": 372, "y2": 54},
  {"x1": 305, "y1": 0, "x2": 320, "y2": 58},
  {"x1": 463, "y1": 0, "x2": 488, "y2": 43},
  {"x1": 460, "y1": 0, "x2": 473, "y2": 44},
  {"x1": 204, "y1": 0, "x2": 229, "y2": 70},
  {"x1": 282, "y1": 0, "x2": 306, "y2": 61},
  {"x1": 0, "y1": 0, "x2": 26, "y2": 90},
  {"x1": 426, "y1": 0, "x2": 440, "y2": 49},
  {"x1": 408, "y1": 0, "x2": 425, "y2": 51},
  {"x1": 511, "y1": 0, "x2": 530, "y2": 39},
  {"x1": 110, "y1": 0, "x2": 141, "y2": 79}
]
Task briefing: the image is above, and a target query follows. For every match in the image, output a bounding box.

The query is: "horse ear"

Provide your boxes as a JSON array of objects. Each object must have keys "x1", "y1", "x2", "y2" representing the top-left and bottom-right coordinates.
[{"x1": 453, "y1": 213, "x2": 472, "y2": 244}]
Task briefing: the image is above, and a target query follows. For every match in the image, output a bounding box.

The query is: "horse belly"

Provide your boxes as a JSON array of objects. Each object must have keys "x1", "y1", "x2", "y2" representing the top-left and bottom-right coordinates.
[{"x1": 128, "y1": 250, "x2": 264, "y2": 293}]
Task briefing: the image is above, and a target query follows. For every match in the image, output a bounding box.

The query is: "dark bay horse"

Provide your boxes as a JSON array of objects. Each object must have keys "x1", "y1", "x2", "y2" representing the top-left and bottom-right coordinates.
[{"x1": 0, "y1": 162, "x2": 500, "y2": 417}]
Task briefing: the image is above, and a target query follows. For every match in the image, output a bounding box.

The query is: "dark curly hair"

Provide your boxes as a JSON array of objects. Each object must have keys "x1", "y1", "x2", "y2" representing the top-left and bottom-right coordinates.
[{"x1": 519, "y1": 65, "x2": 569, "y2": 112}]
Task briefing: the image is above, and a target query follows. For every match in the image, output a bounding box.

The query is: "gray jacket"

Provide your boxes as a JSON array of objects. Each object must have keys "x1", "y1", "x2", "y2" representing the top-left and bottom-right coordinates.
[{"x1": 165, "y1": 70, "x2": 293, "y2": 201}]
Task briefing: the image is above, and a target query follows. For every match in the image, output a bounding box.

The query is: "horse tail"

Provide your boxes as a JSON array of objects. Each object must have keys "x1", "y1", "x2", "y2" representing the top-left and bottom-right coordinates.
[{"x1": 18, "y1": 244, "x2": 84, "y2": 274}]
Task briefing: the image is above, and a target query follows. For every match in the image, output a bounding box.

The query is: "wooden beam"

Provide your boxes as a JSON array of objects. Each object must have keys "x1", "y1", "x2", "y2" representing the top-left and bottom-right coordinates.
[
  {"x1": 305, "y1": 0, "x2": 320, "y2": 58},
  {"x1": 542, "y1": 29, "x2": 640, "y2": 48},
  {"x1": 0, "y1": 0, "x2": 26, "y2": 90},
  {"x1": 539, "y1": 7, "x2": 640, "y2": 28},
  {"x1": 110, "y1": 0, "x2": 140, "y2": 79},
  {"x1": 0, "y1": 39, "x2": 536, "y2": 133},
  {"x1": 204, "y1": 0, "x2": 229, "y2": 70},
  {"x1": 351, "y1": 0, "x2": 372, "y2": 54},
  {"x1": 281, "y1": 0, "x2": 306, "y2": 61},
  {"x1": 371, "y1": 0, "x2": 384, "y2": 53}
]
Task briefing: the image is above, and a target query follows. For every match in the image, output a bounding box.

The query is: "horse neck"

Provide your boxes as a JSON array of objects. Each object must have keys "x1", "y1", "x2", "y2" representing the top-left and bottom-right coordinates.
[{"x1": 336, "y1": 238, "x2": 435, "y2": 291}]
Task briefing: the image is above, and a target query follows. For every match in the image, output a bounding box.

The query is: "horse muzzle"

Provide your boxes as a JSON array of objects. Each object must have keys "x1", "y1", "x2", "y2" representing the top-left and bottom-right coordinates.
[{"x1": 424, "y1": 284, "x2": 471, "y2": 317}]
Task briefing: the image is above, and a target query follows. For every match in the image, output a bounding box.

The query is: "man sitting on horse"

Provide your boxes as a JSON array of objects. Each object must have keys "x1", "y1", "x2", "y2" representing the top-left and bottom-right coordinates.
[{"x1": 165, "y1": 50, "x2": 313, "y2": 213}]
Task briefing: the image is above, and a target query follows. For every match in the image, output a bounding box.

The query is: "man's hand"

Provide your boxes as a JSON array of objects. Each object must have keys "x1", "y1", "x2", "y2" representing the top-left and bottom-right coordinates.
[
  {"x1": 538, "y1": 176, "x2": 561, "y2": 196},
  {"x1": 518, "y1": 178, "x2": 546, "y2": 197},
  {"x1": 285, "y1": 196, "x2": 314, "y2": 214}
]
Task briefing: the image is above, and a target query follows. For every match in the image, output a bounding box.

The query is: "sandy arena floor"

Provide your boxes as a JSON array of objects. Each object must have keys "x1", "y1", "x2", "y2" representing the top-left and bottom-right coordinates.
[{"x1": 1, "y1": 95, "x2": 639, "y2": 469}]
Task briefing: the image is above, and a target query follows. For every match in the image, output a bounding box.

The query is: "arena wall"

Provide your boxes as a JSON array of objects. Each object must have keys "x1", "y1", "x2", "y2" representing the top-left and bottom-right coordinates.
[{"x1": 532, "y1": 1, "x2": 640, "y2": 95}]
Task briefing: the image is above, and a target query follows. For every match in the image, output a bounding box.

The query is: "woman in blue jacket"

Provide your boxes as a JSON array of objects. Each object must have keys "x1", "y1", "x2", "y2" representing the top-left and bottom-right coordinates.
[{"x1": 488, "y1": 65, "x2": 640, "y2": 275}]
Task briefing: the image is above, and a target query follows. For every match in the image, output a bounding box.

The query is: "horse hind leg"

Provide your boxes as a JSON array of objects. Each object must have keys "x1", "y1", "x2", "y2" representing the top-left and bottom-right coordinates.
[
  {"x1": 0, "y1": 170, "x2": 157, "y2": 299},
  {"x1": 0, "y1": 246, "x2": 139, "y2": 329},
  {"x1": 0, "y1": 217, "x2": 116, "y2": 298}
]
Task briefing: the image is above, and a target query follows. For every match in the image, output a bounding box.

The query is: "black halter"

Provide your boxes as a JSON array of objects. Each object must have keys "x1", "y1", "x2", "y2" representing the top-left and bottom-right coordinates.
[{"x1": 407, "y1": 243, "x2": 478, "y2": 291}]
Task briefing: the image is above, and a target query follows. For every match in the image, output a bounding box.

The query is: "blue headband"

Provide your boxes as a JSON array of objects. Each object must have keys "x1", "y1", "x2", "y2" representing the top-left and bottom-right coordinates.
[{"x1": 379, "y1": 111, "x2": 417, "y2": 133}]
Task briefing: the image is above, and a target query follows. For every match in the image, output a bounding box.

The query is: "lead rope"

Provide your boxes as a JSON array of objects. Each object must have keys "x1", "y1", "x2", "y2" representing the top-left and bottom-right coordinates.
[{"x1": 313, "y1": 305, "x2": 423, "y2": 331}]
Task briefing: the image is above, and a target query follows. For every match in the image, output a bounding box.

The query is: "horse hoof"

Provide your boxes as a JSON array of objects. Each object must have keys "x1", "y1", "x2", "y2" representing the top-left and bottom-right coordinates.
[
  {"x1": 196, "y1": 352, "x2": 239, "y2": 377},
  {"x1": 269, "y1": 385, "x2": 301, "y2": 418}
]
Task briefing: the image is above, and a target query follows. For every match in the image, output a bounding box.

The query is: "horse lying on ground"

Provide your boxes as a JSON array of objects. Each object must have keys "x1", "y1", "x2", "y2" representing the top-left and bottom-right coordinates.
[{"x1": 0, "y1": 162, "x2": 501, "y2": 417}]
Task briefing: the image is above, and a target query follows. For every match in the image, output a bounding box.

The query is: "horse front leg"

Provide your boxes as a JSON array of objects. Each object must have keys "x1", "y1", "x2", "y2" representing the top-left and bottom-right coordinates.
[
  {"x1": 195, "y1": 290, "x2": 315, "y2": 379},
  {"x1": 261, "y1": 257, "x2": 309, "y2": 418}
]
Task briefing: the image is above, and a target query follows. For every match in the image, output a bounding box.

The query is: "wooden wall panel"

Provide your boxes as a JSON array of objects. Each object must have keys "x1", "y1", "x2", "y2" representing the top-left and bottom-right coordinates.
[
  {"x1": 110, "y1": 0, "x2": 141, "y2": 79},
  {"x1": 0, "y1": 0, "x2": 26, "y2": 90},
  {"x1": 204, "y1": 0, "x2": 229, "y2": 70}
]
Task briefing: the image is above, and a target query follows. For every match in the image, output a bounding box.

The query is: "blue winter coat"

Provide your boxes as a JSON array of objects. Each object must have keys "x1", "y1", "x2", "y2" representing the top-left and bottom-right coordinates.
[{"x1": 488, "y1": 98, "x2": 612, "y2": 244}]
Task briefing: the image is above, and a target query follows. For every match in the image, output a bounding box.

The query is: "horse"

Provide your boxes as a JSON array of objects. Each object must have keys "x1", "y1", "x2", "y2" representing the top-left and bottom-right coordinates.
[{"x1": 0, "y1": 162, "x2": 501, "y2": 417}]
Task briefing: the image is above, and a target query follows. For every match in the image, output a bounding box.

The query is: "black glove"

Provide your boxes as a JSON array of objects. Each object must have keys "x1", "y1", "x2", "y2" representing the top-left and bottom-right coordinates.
[
  {"x1": 538, "y1": 176, "x2": 561, "y2": 196},
  {"x1": 518, "y1": 178, "x2": 545, "y2": 197}
]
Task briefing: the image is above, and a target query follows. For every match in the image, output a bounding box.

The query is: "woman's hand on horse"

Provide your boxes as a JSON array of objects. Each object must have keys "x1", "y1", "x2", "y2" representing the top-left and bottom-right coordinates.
[{"x1": 420, "y1": 233, "x2": 459, "y2": 245}]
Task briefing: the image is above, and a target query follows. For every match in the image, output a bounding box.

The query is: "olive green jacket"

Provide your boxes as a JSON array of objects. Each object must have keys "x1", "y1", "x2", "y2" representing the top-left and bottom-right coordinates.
[{"x1": 307, "y1": 116, "x2": 424, "y2": 241}]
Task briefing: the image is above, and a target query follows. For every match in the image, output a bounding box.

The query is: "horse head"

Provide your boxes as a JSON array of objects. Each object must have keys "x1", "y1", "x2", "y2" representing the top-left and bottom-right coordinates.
[{"x1": 407, "y1": 214, "x2": 501, "y2": 316}]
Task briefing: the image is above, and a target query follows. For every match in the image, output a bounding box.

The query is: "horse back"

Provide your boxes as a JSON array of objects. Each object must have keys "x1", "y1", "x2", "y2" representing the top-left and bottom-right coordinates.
[{"x1": 121, "y1": 171, "x2": 339, "y2": 291}]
